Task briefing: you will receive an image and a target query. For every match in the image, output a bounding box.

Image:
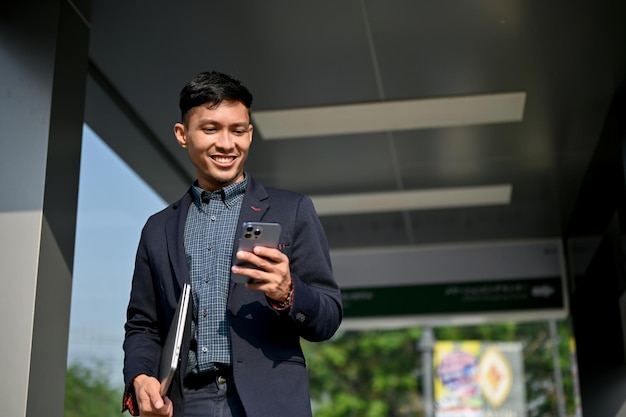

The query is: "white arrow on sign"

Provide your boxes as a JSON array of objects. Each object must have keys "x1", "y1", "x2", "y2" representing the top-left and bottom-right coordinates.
[{"x1": 532, "y1": 285, "x2": 555, "y2": 298}]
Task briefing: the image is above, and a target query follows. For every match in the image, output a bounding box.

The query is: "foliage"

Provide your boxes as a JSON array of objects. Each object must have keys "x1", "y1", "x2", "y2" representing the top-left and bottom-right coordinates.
[
  {"x1": 304, "y1": 327, "x2": 423, "y2": 417},
  {"x1": 64, "y1": 362, "x2": 122, "y2": 417},
  {"x1": 304, "y1": 319, "x2": 578, "y2": 417}
]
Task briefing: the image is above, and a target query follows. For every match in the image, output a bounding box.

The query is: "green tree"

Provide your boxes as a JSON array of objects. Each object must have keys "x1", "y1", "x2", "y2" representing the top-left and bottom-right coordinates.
[
  {"x1": 64, "y1": 362, "x2": 122, "y2": 417},
  {"x1": 304, "y1": 319, "x2": 578, "y2": 417},
  {"x1": 304, "y1": 327, "x2": 424, "y2": 417}
]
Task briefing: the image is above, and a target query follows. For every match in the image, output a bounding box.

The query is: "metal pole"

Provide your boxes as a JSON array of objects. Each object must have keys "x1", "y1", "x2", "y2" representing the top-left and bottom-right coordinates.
[
  {"x1": 419, "y1": 327, "x2": 435, "y2": 417},
  {"x1": 550, "y1": 320, "x2": 567, "y2": 417}
]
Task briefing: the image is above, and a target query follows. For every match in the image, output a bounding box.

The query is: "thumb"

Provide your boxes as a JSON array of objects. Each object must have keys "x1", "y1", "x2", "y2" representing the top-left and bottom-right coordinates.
[
  {"x1": 145, "y1": 382, "x2": 165, "y2": 410},
  {"x1": 162, "y1": 396, "x2": 174, "y2": 416},
  {"x1": 153, "y1": 396, "x2": 164, "y2": 409},
  {"x1": 150, "y1": 388, "x2": 167, "y2": 410}
]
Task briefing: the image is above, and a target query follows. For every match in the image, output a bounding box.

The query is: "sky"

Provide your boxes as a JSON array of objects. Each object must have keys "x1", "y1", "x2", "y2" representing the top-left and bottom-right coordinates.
[{"x1": 67, "y1": 125, "x2": 166, "y2": 385}]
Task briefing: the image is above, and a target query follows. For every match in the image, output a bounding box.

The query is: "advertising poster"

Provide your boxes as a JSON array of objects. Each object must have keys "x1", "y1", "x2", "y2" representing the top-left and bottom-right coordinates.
[{"x1": 434, "y1": 341, "x2": 526, "y2": 417}]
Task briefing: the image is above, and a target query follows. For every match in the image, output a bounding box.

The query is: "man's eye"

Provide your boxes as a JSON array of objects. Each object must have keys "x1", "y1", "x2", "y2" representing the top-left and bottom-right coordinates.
[
  {"x1": 233, "y1": 130, "x2": 246, "y2": 135},
  {"x1": 203, "y1": 127, "x2": 217, "y2": 133}
]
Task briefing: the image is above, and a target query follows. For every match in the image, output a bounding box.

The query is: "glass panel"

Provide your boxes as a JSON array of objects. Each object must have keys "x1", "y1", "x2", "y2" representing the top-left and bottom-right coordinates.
[{"x1": 65, "y1": 124, "x2": 166, "y2": 413}]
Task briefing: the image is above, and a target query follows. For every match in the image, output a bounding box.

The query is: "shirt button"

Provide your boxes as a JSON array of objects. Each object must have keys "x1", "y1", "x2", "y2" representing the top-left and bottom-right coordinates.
[
  {"x1": 210, "y1": 215, "x2": 216, "y2": 221},
  {"x1": 203, "y1": 310, "x2": 208, "y2": 317},
  {"x1": 202, "y1": 347, "x2": 208, "y2": 353}
]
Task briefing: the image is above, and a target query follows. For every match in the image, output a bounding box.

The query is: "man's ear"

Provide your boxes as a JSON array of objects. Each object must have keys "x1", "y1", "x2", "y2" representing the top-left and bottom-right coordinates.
[
  {"x1": 174, "y1": 123, "x2": 187, "y2": 148},
  {"x1": 249, "y1": 124, "x2": 254, "y2": 143}
]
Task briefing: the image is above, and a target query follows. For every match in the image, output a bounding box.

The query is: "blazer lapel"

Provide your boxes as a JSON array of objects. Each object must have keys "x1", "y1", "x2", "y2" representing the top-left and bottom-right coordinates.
[
  {"x1": 235, "y1": 177, "x2": 271, "y2": 236},
  {"x1": 229, "y1": 178, "x2": 270, "y2": 292}
]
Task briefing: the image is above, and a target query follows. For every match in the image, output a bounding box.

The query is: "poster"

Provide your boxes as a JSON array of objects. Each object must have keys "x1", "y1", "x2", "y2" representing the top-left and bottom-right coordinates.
[{"x1": 434, "y1": 341, "x2": 526, "y2": 417}]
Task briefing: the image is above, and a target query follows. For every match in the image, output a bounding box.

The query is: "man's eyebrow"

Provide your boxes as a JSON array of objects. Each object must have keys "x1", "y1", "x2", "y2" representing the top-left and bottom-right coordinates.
[
  {"x1": 197, "y1": 118, "x2": 220, "y2": 125},
  {"x1": 196, "y1": 119, "x2": 250, "y2": 127}
]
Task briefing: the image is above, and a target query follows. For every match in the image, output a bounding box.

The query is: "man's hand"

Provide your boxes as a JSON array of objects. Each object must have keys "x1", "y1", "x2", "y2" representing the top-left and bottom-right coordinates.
[
  {"x1": 133, "y1": 374, "x2": 173, "y2": 417},
  {"x1": 231, "y1": 246, "x2": 292, "y2": 303}
]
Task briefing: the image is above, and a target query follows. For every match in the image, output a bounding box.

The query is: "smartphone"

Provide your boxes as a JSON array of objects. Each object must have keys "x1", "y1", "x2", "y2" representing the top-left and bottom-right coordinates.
[{"x1": 231, "y1": 221, "x2": 282, "y2": 284}]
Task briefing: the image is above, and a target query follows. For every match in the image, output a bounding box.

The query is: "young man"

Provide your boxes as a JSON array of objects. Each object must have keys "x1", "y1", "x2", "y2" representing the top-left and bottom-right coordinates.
[{"x1": 122, "y1": 71, "x2": 343, "y2": 417}]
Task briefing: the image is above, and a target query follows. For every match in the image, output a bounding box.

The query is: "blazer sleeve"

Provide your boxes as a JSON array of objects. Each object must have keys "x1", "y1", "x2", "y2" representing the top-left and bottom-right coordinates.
[
  {"x1": 122, "y1": 217, "x2": 170, "y2": 411},
  {"x1": 124, "y1": 225, "x2": 163, "y2": 366},
  {"x1": 283, "y1": 194, "x2": 343, "y2": 342}
]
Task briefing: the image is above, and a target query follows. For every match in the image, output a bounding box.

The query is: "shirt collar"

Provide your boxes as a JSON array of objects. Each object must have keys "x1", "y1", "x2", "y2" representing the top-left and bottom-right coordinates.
[{"x1": 191, "y1": 175, "x2": 248, "y2": 209}]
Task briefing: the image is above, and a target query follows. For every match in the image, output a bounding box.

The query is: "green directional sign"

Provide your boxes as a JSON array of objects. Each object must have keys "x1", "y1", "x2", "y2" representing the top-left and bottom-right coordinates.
[
  {"x1": 332, "y1": 240, "x2": 567, "y2": 323},
  {"x1": 341, "y1": 276, "x2": 564, "y2": 318}
]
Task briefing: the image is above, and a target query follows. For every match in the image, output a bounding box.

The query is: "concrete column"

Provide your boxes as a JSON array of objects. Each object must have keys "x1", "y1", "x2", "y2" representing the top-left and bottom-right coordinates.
[{"x1": 0, "y1": 1, "x2": 90, "y2": 416}]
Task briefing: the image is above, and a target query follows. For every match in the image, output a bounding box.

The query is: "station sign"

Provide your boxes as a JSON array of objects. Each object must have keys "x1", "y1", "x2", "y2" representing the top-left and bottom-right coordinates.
[{"x1": 331, "y1": 239, "x2": 567, "y2": 329}]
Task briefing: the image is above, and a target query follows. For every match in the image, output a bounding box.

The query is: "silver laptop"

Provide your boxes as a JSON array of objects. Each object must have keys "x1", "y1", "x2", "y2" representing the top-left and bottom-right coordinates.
[{"x1": 159, "y1": 283, "x2": 191, "y2": 396}]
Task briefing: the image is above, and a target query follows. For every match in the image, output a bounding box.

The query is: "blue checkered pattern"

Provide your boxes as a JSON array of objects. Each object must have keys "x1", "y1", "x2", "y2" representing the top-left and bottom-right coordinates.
[{"x1": 184, "y1": 177, "x2": 247, "y2": 374}]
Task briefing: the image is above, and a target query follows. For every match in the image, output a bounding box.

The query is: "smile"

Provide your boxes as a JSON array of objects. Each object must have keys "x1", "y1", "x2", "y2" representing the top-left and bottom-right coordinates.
[{"x1": 212, "y1": 156, "x2": 236, "y2": 163}]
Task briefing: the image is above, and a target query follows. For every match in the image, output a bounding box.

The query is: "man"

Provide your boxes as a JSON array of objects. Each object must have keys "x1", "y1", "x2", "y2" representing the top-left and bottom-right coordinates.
[{"x1": 122, "y1": 71, "x2": 343, "y2": 417}]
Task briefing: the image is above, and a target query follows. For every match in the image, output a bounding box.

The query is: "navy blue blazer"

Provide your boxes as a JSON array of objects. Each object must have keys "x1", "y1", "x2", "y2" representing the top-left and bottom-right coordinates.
[{"x1": 123, "y1": 176, "x2": 343, "y2": 417}]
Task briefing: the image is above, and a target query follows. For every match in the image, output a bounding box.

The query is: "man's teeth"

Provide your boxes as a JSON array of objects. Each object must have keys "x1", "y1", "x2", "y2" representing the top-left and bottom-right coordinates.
[{"x1": 213, "y1": 156, "x2": 234, "y2": 163}]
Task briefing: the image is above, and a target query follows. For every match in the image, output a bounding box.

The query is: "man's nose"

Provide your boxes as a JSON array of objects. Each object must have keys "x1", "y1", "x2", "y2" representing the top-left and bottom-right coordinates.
[{"x1": 215, "y1": 130, "x2": 235, "y2": 149}]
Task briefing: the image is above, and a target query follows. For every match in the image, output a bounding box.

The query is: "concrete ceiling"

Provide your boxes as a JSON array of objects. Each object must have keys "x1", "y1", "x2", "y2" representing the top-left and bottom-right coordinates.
[{"x1": 85, "y1": 0, "x2": 625, "y2": 254}]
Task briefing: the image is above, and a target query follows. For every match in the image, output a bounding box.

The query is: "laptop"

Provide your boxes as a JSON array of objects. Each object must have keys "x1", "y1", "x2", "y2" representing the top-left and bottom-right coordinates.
[{"x1": 159, "y1": 283, "x2": 191, "y2": 396}]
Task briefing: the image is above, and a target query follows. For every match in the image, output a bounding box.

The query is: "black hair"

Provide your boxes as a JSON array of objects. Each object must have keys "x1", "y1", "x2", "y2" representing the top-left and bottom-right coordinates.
[{"x1": 179, "y1": 71, "x2": 253, "y2": 122}]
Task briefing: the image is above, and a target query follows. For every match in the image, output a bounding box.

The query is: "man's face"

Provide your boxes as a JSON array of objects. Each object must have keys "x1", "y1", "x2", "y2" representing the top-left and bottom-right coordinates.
[{"x1": 174, "y1": 100, "x2": 253, "y2": 191}]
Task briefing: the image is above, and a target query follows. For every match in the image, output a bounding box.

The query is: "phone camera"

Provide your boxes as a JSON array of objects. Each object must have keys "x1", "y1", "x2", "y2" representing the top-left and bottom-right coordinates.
[{"x1": 244, "y1": 225, "x2": 262, "y2": 239}]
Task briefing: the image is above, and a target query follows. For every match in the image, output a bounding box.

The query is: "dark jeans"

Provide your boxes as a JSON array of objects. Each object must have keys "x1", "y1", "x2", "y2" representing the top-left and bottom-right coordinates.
[{"x1": 183, "y1": 373, "x2": 246, "y2": 417}]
